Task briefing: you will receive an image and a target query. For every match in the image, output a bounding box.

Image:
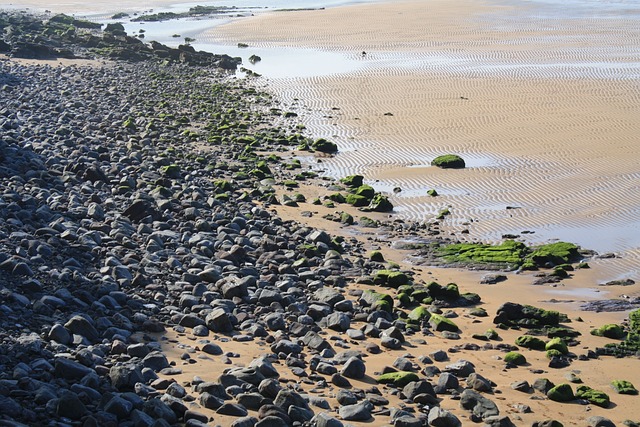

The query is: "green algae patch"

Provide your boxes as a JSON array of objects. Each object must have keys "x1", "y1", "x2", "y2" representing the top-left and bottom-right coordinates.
[
  {"x1": 431, "y1": 154, "x2": 465, "y2": 169},
  {"x1": 547, "y1": 384, "x2": 574, "y2": 402},
  {"x1": 427, "y1": 240, "x2": 584, "y2": 271},
  {"x1": 591, "y1": 324, "x2": 626, "y2": 339},
  {"x1": 429, "y1": 313, "x2": 459, "y2": 332},
  {"x1": 436, "y1": 240, "x2": 526, "y2": 269},
  {"x1": 611, "y1": 380, "x2": 638, "y2": 395},
  {"x1": 376, "y1": 371, "x2": 420, "y2": 387},
  {"x1": 515, "y1": 335, "x2": 547, "y2": 350},
  {"x1": 504, "y1": 351, "x2": 526, "y2": 366},
  {"x1": 575, "y1": 386, "x2": 610, "y2": 408},
  {"x1": 526, "y1": 242, "x2": 580, "y2": 266}
]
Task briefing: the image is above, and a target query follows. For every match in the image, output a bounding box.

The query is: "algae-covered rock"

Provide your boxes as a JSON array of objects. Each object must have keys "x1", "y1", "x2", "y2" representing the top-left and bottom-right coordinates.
[
  {"x1": 311, "y1": 138, "x2": 338, "y2": 154},
  {"x1": 369, "y1": 251, "x2": 385, "y2": 262},
  {"x1": 376, "y1": 371, "x2": 420, "y2": 387},
  {"x1": 545, "y1": 337, "x2": 568, "y2": 355},
  {"x1": 355, "y1": 184, "x2": 375, "y2": 199},
  {"x1": 515, "y1": 335, "x2": 547, "y2": 350},
  {"x1": 611, "y1": 380, "x2": 638, "y2": 395},
  {"x1": 591, "y1": 324, "x2": 626, "y2": 339},
  {"x1": 504, "y1": 351, "x2": 526, "y2": 366},
  {"x1": 547, "y1": 383, "x2": 574, "y2": 402},
  {"x1": 374, "y1": 270, "x2": 410, "y2": 288},
  {"x1": 161, "y1": 164, "x2": 181, "y2": 178},
  {"x1": 345, "y1": 194, "x2": 369, "y2": 207},
  {"x1": 527, "y1": 242, "x2": 580, "y2": 267},
  {"x1": 546, "y1": 349, "x2": 564, "y2": 359},
  {"x1": 436, "y1": 240, "x2": 526, "y2": 269},
  {"x1": 360, "y1": 290, "x2": 393, "y2": 313},
  {"x1": 340, "y1": 174, "x2": 364, "y2": 188},
  {"x1": 494, "y1": 302, "x2": 562, "y2": 329},
  {"x1": 576, "y1": 386, "x2": 610, "y2": 408},
  {"x1": 340, "y1": 212, "x2": 354, "y2": 225},
  {"x1": 429, "y1": 313, "x2": 459, "y2": 332},
  {"x1": 327, "y1": 193, "x2": 346, "y2": 204},
  {"x1": 431, "y1": 154, "x2": 466, "y2": 169},
  {"x1": 368, "y1": 194, "x2": 394, "y2": 212},
  {"x1": 408, "y1": 306, "x2": 432, "y2": 322}
]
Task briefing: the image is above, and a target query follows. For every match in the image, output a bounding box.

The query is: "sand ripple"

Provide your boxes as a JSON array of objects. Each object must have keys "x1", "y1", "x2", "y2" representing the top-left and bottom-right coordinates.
[{"x1": 211, "y1": 0, "x2": 640, "y2": 257}]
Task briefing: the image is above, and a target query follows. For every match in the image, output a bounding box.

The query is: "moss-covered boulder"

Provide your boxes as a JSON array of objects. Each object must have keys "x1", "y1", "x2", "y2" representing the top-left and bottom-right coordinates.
[
  {"x1": 340, "y1": 212, "x2": 354, "y2": 225},
  {"x1": 515, "y1": 335, "x2": 547, "y2": 350},
  {"x1": 161, "y1": 164, "x2": 181, "y2": 178},
  {"x1": 611, "y1": 380, "x2": 638, "y2": 395},
  {"x1": 546, "y1": 349, "x2": 564, "y2": 359},
  {"x1": 428, "y1": 313, "x2": 459, "y2": 332},
  {"x1": 374, "y1": 270, "x2": 410, "y2": 288},
  {"x1": 545, "y1": 337, "x2": 568, "y2": 355},
  {"x1": 504, "y1": 351, "x2": 526, "y2": 366},
  {"x1": 526, "y1": 242, "x2": 580, "y2": 267},
  {"x1": 376, "y1": 371, "x2": 420, "y2": 387},
  {"x1": 327, "y1": 193, "x2": 346, "y2": 204},
  {"x1": 311, "y1": 138, "x2": 338, "y2": 154},
  {"x1": 431, "y1": 154, "x2": 465, "y2": 169},
  {"x1": 360, "y1": 290, "x2": 394, "y2": 313},
  {"x1": 369, "y1": 251, "x2": 385, "y2": 262},
  {"x1": 355, "y1": 184, "x2": 375, "y2": 199},
  {"x1": 494, "y1": 302, "x2": 562, "y2": 329},
  {"x1": 368, "y1": 194, "x2": 394, "y2": 212},
  {"x1": 591, "y1": 324, "x2": 626, "y2": 339},
  {"x1": 575, "y1": 386, "x2": 610, "y2": 408},
  {"x1": 408, "y1": 306, "x2": 432, "y2": 322},
  {"x1": 345, "y1": 194, "x2": 370, "y2": 207},
  {"x1": 547, "y1": 383, "x2": 574, "y2": 402},
  {"x1": 340, "y1": 174, "x2": 364, "y2": 188}
]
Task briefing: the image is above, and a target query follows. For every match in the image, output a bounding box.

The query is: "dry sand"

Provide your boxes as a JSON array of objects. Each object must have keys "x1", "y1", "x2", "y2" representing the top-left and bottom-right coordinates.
[{"x1": 205, "y1": 0, "x2": 640, "y2": 279}]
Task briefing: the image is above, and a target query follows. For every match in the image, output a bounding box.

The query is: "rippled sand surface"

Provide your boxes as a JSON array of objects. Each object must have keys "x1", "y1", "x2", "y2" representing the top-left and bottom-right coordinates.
[{"x1": 208, "y1": 0, "x2": 640, "y2": 276}]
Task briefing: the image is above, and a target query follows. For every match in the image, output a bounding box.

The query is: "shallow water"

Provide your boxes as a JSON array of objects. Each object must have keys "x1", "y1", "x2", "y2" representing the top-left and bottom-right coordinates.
[{"x1": 89, "y1": 0, "x2": 640, "y2": 267}]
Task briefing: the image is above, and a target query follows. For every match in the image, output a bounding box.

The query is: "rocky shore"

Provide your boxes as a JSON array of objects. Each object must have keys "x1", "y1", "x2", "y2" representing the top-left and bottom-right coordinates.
[{"x1": 1, "y1": 10, "x2": 639, "y2": 427}]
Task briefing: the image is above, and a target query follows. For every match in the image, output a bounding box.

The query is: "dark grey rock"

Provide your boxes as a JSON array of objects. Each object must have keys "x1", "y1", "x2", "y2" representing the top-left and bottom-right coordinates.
[
  {"x1": 338, "y1": 400, "x2": 373, "y2": 421},
  {"x1": 217, "y1": 403, "x2": 248, "y2": 416},
  {"x1": 341, "y1": 356, "x2": 366, "y2": 379},
  {"x1": 56, "y1": 392, "x2": 87, "y2": 420},
  {"x1": 459, "y1": 389, "x2": 499, "y2": 420},
  {"x1": 428, "y1": 406, "x2": 461, "y2": 427}
]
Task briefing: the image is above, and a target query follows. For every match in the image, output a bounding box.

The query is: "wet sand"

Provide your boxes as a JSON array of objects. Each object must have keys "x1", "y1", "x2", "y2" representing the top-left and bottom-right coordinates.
[{"x1": 206, "y1": 0, "x2": 640, "y2": 278}]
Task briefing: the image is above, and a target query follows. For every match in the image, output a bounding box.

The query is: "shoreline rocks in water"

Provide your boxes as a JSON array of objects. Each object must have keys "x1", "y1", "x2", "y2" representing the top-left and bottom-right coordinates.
[{"x1": 0, "y1": 9, "x2": 638, "y2": 427}]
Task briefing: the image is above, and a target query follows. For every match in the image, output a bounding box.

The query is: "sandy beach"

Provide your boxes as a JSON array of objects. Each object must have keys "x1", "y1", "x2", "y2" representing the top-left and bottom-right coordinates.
[
  {"x1": 204, "y1": 0, "x2": 640, "y2": 279},
  {"x1": 2, "y1": 0, "x2": 640, "y2": 425}
]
